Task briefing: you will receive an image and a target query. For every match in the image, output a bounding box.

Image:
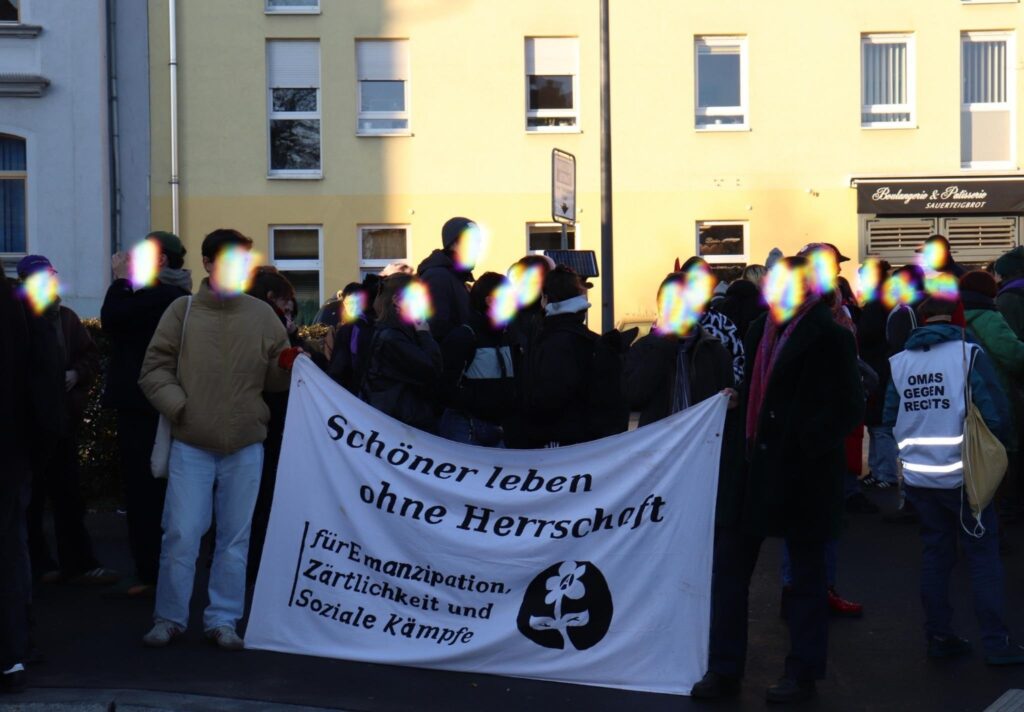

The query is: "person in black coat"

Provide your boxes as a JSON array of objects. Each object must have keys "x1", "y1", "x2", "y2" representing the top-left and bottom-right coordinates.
[
  {"x1": 0, "y1": 278, "x2": 31, "y2": 692},
  {"x1": 439, "y1": 272, "x2": 518, "y2": 446},
  {"x1": 693, "y1": 256, "x2": 864, "y2": 704},
  {"x1": 416, "y1": 217, "x2": 478, "y2": 343},
  {"x1": 327, "y1": 282, "x2": 375, "y2": 394},
  {"x1": 523, "y1": 266, "x2": 628, "y2": 447},
  {"x1": 856, "y1": 260, "x2": 898, "y2": 488},
  {"x1": 713, "y1": 268, "x2": 767, "y2": 341},
  {"x1": 101, "y1": 232, "x2": 192, "y2": 594},
  {"x1": 362, "y1": 273, "x2": 444, "y2": 432}
]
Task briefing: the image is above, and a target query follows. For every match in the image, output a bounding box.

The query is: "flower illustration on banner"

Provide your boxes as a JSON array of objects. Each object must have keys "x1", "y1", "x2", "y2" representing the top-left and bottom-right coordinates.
[
  {"x1": 517, "y1": 560, "x2": 613, "y2": 651},
  {"x1": 529, "y1": 561, "x2": 592, "y2": 649}
]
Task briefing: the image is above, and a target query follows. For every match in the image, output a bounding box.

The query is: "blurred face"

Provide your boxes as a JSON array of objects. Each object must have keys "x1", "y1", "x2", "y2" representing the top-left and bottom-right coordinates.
[
  {"x1": 487, "y1": 279, "x2": 518, "y2": 328},
  {"x1": 397, "y1": 280, "x2": 433, "y2": 324},
  {"x1": 924, "y1": 272, "x2": 959, "y2": 301},
  {"x1": 920, "y1": 240, "x2": 949, "y2": 272},
  {"x1": 21, "y1": 268, "x2": 61, "y2": 315},
  {"x1": 452, "y1": 223, "x2": 485, "y2": 271},
  {"x1": 882, "y1": 271, "x2": 921, "y2": 310},
  {"x1": 805, "y1": 246, "x2": 839, "y2": 296},
  {"x1": 208, "y1": 245, "x2": 255, "y2": 296},
  {"x1": 857, "y1": 258, "x2": 883, "y2": 304},
  {"x1": 341, "y1": 291, "x2": 367, "y2": 325},
  {"x1": 508, "y1": 262, "x2": 545, "y2": 309},
  {"x1": 763, "y1": 261, "x2": 810, "y2": 324},
  {"x1": 129, "y1": 238, "x2": 161, "y2": 290}
]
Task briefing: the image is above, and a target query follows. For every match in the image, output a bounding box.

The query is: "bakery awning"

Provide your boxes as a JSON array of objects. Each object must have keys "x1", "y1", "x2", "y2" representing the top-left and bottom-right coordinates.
[{"x1": 853, "y1": 176, "x2": 1024, "y2": 215}]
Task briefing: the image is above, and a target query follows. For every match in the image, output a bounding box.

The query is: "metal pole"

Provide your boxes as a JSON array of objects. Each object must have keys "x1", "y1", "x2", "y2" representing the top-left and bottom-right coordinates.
[
  {"x1": 561, "y1": 223, "x2": 568, "y2": 250},
  {"x1": 169, "y1": 0, "x2": 180, "y2": 236},
  {"x1": 599, "y1": 0, "x2": 614, "y2": 332}
]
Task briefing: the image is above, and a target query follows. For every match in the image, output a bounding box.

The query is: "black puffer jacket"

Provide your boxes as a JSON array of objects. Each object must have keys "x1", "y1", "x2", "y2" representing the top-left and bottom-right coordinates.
[
  {"x1": 440, "y1": 312, "x2": 518, "y2": 424},
  {"x1": 101, "y1": 278, "x2": 190, "y2": 411},
  {"x1": 328, "y1": 317, "x2": 375, "y2": 393},
  {"x1": 712, "y1": 279, "x2": 766, "y2": 341},
  {"x1": 362, "y1": 322, "x2": 443, "y2": 432},
  {"x1": 0, "y1": 279, "x2": 30, "y2": 457},
  {"x1": 856, "y1": 299, "x2": 890, "y2": 426},
  {"x1": 417, "y1": 250, "x2": 472, "y2": 343}
]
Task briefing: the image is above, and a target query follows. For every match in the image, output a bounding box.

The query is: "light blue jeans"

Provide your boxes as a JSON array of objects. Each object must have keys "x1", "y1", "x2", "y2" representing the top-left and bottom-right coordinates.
[{"x1": 154, "y1": 440, "x2": 263, "y2": 631}]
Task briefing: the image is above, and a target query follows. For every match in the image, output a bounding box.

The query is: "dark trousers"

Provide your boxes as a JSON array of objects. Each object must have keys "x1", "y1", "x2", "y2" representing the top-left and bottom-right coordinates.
[
  {"x1": 247, "y1": 431, "x2": 282, "y2": 585},
  {"x1": 709, "y1": 527, "x2": 829, "y2": 681},
  {"x1": 27, "y1": 434, "x2": 98, "y2": 578},
  {"x1": 0, "y1": 454, "x2": 32, "y2": 669},
  {"x1": 117, "y1": 409, "x2": 167, "y2": 585},
  {"x1": 904, "y1": 486, "x2": 1008, "y2": 652}
]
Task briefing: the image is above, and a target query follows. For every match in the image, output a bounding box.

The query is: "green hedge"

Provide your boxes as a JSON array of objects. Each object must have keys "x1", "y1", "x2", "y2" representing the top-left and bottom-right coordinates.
[{"x1": 78, "y1": 319, "x2": 329, "y2": 508}]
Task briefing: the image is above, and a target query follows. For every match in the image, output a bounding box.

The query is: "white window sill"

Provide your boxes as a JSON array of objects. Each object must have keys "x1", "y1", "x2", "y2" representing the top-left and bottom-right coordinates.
[
  {"x1": 526, "y1": 128, "x2": 582, "y2": 135},
  {"x1": 267, "y1": 172, "x2": 323, "y2": 180},
  {"x1": 356, "y1": 132, "x2": 413, "y2": 138},
  {"x1": 861, "y1": 124, "x2": 918, "y2": 130},
  {"x1": 265, "y1": 8, "x2": 321, "y2": 15},
  {"x1": 960, "y1": 162, "x2": 1018, "y2": 171},
  {"x1": 695, "y1": 125, "x2": 750, "y2": 133}
]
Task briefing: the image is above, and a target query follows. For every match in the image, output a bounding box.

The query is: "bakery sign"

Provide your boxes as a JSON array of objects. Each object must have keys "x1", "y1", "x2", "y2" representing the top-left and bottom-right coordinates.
[{"x1": 856, "y1": 179, "x2": 1024, "y2": 215}]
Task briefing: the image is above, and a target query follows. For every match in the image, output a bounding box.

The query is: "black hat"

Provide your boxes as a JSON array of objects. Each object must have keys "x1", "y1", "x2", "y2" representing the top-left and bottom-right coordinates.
[{"x1": 441, "y1": 217, "x2": 475, "y2": 249}]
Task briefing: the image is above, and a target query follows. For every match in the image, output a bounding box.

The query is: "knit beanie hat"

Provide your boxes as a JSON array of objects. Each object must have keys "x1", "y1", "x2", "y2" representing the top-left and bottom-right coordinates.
[
  {"x1": 958, "y1": 270, "x2": 997, "y2": 299},
  {"x1": 441, "y1": 217, "x2": 475, "y2": 250},
  {"x1": 994, "y1": 246, "x2": 1024, "y2": 279}
]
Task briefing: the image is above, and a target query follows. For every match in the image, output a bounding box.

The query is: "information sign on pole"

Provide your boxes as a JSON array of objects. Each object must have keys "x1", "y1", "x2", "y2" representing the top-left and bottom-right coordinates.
[{"x1": 551, "y1": 149, "x2": 576, "y2": 226}]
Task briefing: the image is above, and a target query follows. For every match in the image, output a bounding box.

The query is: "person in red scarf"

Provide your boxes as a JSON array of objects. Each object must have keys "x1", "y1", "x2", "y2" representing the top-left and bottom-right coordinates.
[{"x1": 692, "y1": 256, "x2": 864, "y2": 705}]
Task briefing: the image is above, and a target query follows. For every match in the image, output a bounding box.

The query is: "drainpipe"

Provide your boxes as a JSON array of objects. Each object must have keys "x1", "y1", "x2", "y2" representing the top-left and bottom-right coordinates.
[
  {"x1": 168, "y1": 0, "x2": 179, "y2": 235},
  {"x1": 599, "y1": 0, "x2": 614, "y2": 332},
  {"x1": 105, "y1": 0, "x2": 121, "y2": 254}
]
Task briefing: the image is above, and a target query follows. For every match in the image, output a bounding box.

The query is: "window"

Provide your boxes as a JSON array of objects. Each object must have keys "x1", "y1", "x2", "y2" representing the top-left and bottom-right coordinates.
[
  {"x1": 356, "y1": 40, "x2": 410, "y2": 135},
  {"x1": 861, "y1": 35, "x2": 915, "y2": 127},
  {"x1": 359, "y1": 225, "x2": 409, "y2": 280},
  {"x1": 265, "y1": 0, "x2": 319, "y2": 14},
  {"x1": 961, "y1": 32, "x2": 1014, "y2": 168},
  {"x1": 696, "y1": 221, "x2": 748, "y2": 264},
  {"x1": 0, "y1": 135, "x2": 26, "y2": 254},
  {"x1": 695, "y1": 36, "x2": 748, "y2": 130},
  {"x1": 271, "y1": 226, "x2": 322, "y2": 324},
  {"x1": 528, "y1": 223, "x2": 576, "y2": 252},
  {"x1": 525, "y1": 37, "x2": 579, "y2": 132},
  {"x1": 0, "y1": 0, "x2": 17, "y2": 23},
  {"x1": 267, "y1": 40, "x2": 321, "y2": 176}
]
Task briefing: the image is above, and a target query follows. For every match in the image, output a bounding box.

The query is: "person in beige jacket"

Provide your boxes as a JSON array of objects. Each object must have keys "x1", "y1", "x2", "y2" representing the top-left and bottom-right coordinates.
[{"x1": 138, "y1": 229, "x2": 297, "y2": 651}]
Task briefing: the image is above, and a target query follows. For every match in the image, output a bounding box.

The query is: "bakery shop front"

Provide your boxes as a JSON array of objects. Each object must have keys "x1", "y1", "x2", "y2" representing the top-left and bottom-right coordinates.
[{"x1": 854, "y1": 176, "x2": 1024, "y2": 267}]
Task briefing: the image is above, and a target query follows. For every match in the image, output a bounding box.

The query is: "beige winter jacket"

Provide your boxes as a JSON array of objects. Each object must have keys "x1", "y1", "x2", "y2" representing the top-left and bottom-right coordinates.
[{"x1": 139, "y1": 279, "x2": 291, "y2": 454}]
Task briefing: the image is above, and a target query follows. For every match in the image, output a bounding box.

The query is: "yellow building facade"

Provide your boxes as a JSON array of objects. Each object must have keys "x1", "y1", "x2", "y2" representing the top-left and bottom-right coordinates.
[{"x1": 148, "y1": 0, "x2": 1024, "y2": 322}]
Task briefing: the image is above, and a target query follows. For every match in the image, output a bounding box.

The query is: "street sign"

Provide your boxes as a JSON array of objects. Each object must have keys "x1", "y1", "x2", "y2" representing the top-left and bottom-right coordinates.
[{"x1": 551, "y1": 149, "x2": 576, "y2": 226}]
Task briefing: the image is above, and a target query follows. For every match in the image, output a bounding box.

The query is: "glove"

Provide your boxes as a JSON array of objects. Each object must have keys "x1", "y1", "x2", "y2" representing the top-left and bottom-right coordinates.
[{"x1": 278, "y1": 347, "x2": 303, "y2": 370}]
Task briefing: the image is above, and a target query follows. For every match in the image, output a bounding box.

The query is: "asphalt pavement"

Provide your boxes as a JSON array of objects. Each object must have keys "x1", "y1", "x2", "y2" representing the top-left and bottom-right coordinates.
[{"x1": 10, "y1": 489, "x2": 1024, "y2": 712}]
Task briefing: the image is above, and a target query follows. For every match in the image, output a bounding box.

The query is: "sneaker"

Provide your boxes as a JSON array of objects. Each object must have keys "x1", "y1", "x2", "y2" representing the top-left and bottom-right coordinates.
[
  {"x1": 827, "y1": 587, "x2": 863, "y2": 618},
  {"x1": 691, "y1": 671, "x2": 741, "y2": 700},
  {"x1": 67, "y1": 567, "x2": 120, "y2": 586},
  {"x1": 0, "y1": 664, "x2": 26, "y2": 694},
  {"x1": 986, "y1": 641, "x2": 1024, "y2": 666},
  {"x1": 861, "y1": 475, "x2": 880, "y2": 488},
  {"x1": 874, "y1": 480, "x2": 895, "y2": 490},
  {"x1": 845, "y1": 492, "x2": 879, "y2": 514},
  {"x1": 142, "y1": 619, "x2": 184, "y2": 648},
  {"x1": 205, "y1": 625, "x2": 244, "y2": 651},
  {"x1": 927, "y1": 634, "x2": 972, "y2": 659},
  {"x1": 766, "y1": 677, "x2": 815, "y2": 704}
]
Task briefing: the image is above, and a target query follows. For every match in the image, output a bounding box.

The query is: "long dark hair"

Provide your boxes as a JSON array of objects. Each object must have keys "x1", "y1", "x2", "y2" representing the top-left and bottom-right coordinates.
[{"x1": 374, "y1": 273, "x2": 416, "y2": 325}]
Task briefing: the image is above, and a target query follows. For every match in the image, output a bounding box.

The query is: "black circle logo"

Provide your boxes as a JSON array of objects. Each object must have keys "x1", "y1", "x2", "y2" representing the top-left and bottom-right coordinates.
[{"x1": 516, "y1": 560, "x2": 613, "y2": 650}]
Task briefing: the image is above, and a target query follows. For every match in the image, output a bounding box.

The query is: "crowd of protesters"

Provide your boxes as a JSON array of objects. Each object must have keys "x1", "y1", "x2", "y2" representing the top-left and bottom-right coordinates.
[{"x1": 1, "y1": 217, "x2": 1024, "y2": 704}]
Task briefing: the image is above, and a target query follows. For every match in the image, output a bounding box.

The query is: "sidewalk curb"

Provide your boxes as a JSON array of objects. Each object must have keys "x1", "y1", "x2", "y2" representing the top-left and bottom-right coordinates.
[{"x1": 0, "y1": 688, "x2": 348, "y2": 711}]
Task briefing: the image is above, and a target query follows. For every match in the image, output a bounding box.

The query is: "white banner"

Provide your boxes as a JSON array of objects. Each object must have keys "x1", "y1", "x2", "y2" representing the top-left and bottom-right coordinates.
[{"x1": 247, "y1": 357, "x2": 727, "y2": 696}]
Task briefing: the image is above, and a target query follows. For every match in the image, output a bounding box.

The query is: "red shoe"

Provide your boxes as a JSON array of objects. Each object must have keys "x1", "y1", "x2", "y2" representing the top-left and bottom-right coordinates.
[{"x1": 828, "y1": 587, "x2": 863, "y2": 618}]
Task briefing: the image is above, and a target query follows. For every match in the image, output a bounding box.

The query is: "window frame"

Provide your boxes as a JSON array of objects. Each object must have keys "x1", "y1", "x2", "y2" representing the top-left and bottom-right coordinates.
[
  {"x1": 264, "y1": 0, "x2": 320, "y2": 15},
  {"x1": 861, "y1": 33, "x2": 916, "y2": 130},
  {"x1": 0, "y1": 132, "x2": 27, "y2": 256},
  {"x1": 525, "y1": 37, "x2": 581, "y2": 134},
  {"x1": 269, "y1": 225, "x2": 324, "y2": 310},
  {"x1": 266, "y1": 40, "x2": 323, "y2": 179},
  {"x1": 960, "y1": 31, "x2": 1016, "y2": 170},
  {"x1": 356, "y1": 40, "x2": 411, "y2": 137},
  {"x1": 526, "y1": 221, "x2": 579, "y2": 253},
  {"x1": 358, "y1": 224, "x2": 411, "y2": 277},
  {"x1": 0, "y1": 0, "x2": 19, "y2": 24},
  {"x1": 695, "y1": 220, "x2": 749, "y2": 265},
  {"x1": 694, "y1": 35, "x2": 749, "y2": 132}
]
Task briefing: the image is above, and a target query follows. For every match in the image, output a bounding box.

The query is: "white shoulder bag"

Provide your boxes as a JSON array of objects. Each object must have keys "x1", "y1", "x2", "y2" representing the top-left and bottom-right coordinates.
[{"x1": 150, "y1": 296, "x2": 192, "y2": 479}]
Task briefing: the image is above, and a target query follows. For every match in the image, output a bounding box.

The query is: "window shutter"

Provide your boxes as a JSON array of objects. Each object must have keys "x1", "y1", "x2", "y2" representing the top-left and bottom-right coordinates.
[
  {"x1": 863, "y1": 41, "x2": 906, "y2": 106},
  {"x1": 267, "y1": 40, "x2": 320, "y2": 89},
  {"x1": 963, "y1": 39, "x2": 1007, "y2": 104},
  {"x1": 865, "y1": 218, "x2": 938, "y2": 263},
  {"x1": 943, "y1": 217, "x2": 1017, "y2": 263},
  {"x1": 525, "y1": 38, "x2": 578, "y2": 75},
  {"x1": 357, "y1": 40, "x2": 409, "y2": 81}
]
